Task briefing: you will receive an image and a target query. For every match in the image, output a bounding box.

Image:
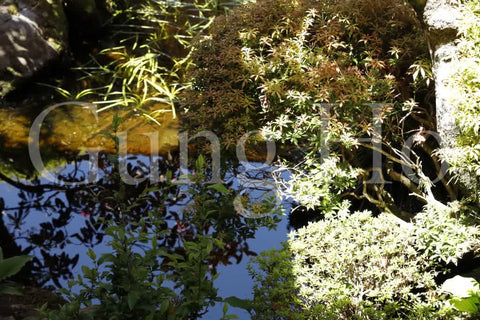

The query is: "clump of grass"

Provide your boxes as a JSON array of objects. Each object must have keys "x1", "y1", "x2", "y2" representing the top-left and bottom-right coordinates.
[{"x1": 46, "y1": 0, "x2": 244, "y2": 124}]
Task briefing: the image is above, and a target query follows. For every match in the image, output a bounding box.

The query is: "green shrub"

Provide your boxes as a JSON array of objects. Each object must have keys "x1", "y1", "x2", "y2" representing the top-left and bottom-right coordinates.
[
  {"x1": 290, "y1": 209, "x2": 436, "y2": 318},
  {"x1": 247, "y1": 243, "x2": 308, "y2": 320},
  {"x1": 249, "y1": 203, "x2": 480, "y2": 319},
  {"x1": 44, "y1": 216, "x2": 221, "y2": 320},
  {"x1": 184, "y1": 0, "x2": 438, "y2": 217}
]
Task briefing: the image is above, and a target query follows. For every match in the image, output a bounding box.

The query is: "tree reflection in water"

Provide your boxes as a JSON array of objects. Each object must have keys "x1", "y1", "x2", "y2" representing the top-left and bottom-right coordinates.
[{"x1": 0, "y1": 147, "x2": 281, "y2": 289}]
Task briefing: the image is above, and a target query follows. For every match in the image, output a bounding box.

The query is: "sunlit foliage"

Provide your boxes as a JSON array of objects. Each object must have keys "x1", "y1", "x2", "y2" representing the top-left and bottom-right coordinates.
[
  {"x1": 51, "y1": 0, "x2": 243, "y2": 122},
  {"x1": 438, "y1": 0, "x2": 480, "y2": 201},
  {"x1": 249, "y1": 202, "x2": 480, "y2": 319}
]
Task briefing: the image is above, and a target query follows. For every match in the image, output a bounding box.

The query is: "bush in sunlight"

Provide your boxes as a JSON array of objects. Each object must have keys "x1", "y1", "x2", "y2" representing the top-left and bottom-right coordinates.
[
  {"x1": 437, "y1": 0, "x2": 480, "y2": 202},
  {"x1": 249, "y1": 203, "x2": 480, "y2": 319}
]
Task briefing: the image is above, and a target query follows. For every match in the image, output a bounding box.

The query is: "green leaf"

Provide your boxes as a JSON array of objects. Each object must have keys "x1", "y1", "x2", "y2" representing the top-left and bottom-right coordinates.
[
  {"x1": 196, "y1": 155, "x2": 205, "y2": 170},
  {"x1": 451, "y1": 298, "x2": 479, "y2": 313},
  {"x1": 206, "y1": 240, "x2": 213, "y2": 255},
  {"x1": 87, "y1": 248, "x2": 96, "y2": 260},
  {"x1": 112, "y1": 113, "x2": 121, "y2": 130},
  {"x1": 97, "y1": 253, "x2": 115, "y2": 265},
  {"x1": 0, "y1": 255, "x2": 32, "y2": 281},
  {"x1": 128, "y1": 291, "x2": 140, "y2": 310},
  {"x1": 223, "y1": 302, "x2": 228, "y2": 315},
  {"x1": 81, "y1": 265, "x2": 96, "y2": 279},
  {"x1": 208, "y1": 183, "x2": 229, "y2": 194},
  {"x1": 224, "y1": 296, "x2": 253, "y2": 311},
  {"x1": 159, "y1": 300, "x2": 169, "y2": 314}
]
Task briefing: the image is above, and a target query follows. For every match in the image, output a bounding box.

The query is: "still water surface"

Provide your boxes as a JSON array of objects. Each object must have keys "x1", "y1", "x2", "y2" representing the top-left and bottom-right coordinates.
[{"x1": 0, "y1": 102, "x2": 289, "y2": 318}]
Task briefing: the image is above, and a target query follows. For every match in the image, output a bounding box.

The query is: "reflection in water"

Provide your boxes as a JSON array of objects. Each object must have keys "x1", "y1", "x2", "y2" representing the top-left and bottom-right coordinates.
[
  {"x1": 0, "y1": 103, "x2": 178, "y2": 157},
  {"x1": 0, "y1": 102, "x2": 179, "y2": 286},
  {"x1": 0, "y1": 103, "x2": 281, "y2": 297}
]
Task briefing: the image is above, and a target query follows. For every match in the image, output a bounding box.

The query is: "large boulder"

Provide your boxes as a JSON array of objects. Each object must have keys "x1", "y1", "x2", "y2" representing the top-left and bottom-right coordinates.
[{"x1": 0, "y1": 0, "x2": 68, "y2": 97}]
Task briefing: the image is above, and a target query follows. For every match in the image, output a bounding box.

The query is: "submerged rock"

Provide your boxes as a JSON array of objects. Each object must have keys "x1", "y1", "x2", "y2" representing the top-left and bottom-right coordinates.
[{"x1": 0, "y1": 0, "x2": 68, "y2": 97}]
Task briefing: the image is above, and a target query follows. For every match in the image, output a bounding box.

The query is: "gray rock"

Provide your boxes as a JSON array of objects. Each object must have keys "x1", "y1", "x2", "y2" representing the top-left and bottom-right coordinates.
[
  {"x1": 0, "y1": 0, "x2": 68, "y2": 97},
  {"x1": 423, "y1": 0, "x2": 480, "y2": 195},
  {"x1": 424, "y1": 0, "x2": 461, "y2": 43},
  {"x1": 423, "y1": 0, "x2": 461, "y2": 148}
]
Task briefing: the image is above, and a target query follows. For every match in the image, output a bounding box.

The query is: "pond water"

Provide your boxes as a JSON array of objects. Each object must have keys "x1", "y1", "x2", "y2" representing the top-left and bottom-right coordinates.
[{"x1": 0, "y1": 99, "x2": 290, "y2": 318}]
